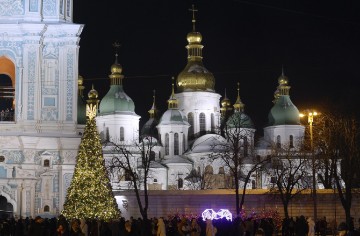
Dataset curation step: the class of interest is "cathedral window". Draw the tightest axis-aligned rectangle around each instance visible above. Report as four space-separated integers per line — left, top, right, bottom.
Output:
124 171 131 181
183 135 186 152
44 205 50 212
243 137 248 157
174 133 179 155
188 113 194 138
200 113 206 134
105 127 110 141
66 0 71 17
211 113 215 132
178 178 183 189
276 135 281 148
165 133 169 155
150 151 155 161
60 0 64 14
120 127 124 141
44 159 50 167
289 135 294 148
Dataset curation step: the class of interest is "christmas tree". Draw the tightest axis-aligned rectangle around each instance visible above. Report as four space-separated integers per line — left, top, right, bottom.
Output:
62 86 120 221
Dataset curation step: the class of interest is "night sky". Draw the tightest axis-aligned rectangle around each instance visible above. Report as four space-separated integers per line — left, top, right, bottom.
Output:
73 0 360 135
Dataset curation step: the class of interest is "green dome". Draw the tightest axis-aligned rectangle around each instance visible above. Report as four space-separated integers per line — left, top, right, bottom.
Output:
226 112 254 128
268 95 300 126
77 94 86 124
99 85 135 114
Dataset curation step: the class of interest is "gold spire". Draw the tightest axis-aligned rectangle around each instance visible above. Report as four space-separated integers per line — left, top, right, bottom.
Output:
109 42 124 85
148 90 158 118
86 84 99 119
78 75 85 98
176 5 215 92
277 67 290 96
233 82 245 112
167 77 178 109
220 88 232 116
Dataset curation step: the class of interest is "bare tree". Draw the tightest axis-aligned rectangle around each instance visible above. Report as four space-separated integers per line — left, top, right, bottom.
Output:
324 114 360 228
266 147 311 219
104 135 158 221
209 110 267 217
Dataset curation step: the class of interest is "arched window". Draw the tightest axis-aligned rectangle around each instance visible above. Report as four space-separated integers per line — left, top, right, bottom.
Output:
211 113 215 132
150 151 155 161
243 137 248 157
183 134 186 152
105 127 110 141
165 133 169 155
276 135 281 148
188 113 194 138
44 159 50 167
124 170 131 181
174 133 179 155
120 127 124 141
252 180 256 189
44 205 50 212
199 113 206 133
60 0 64 14
204 165 214 175
66 0 71 17
178 178 183 189
289 135 294 148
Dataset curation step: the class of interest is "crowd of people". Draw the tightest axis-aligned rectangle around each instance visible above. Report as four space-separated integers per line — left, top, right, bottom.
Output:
0 108 14 121
0 214 359 236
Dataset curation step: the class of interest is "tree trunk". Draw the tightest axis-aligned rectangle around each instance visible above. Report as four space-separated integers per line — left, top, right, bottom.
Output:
235 177 241 217
283 201 289 219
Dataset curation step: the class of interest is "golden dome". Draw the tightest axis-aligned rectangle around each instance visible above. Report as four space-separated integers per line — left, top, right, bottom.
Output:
187 31 202 44
111 62 122 74
177 61 215 92
88 86 98 99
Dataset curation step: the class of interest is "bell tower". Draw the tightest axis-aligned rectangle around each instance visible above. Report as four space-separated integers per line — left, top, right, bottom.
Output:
0 0 83 218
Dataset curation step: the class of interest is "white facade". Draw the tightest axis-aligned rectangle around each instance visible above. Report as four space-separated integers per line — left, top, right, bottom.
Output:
0 0 83 218
176 91 221 135
96 114 140 144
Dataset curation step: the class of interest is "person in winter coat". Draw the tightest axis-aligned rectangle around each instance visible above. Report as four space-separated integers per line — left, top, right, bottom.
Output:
205 219 217 236
157 218 167 236
190 218 201 236
307 217 316 236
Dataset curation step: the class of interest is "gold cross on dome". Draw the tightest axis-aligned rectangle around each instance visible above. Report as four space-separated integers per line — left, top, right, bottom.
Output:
188 4 198 31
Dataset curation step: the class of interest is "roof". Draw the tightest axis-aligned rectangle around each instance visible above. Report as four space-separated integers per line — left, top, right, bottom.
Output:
158 109 189 125
188 134 228 154
268 95 300 126
99 85 135 114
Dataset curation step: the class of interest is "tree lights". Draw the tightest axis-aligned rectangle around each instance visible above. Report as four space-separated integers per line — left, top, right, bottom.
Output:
62 87 120 221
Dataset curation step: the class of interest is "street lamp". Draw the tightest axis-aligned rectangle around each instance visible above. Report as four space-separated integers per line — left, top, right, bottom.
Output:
300 111 318 222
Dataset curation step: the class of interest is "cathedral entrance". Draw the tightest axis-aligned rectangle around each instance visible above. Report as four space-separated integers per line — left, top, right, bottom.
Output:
0 196 13 219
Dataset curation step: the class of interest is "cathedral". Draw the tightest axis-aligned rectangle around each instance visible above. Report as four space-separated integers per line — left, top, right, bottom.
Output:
0 0 307 219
